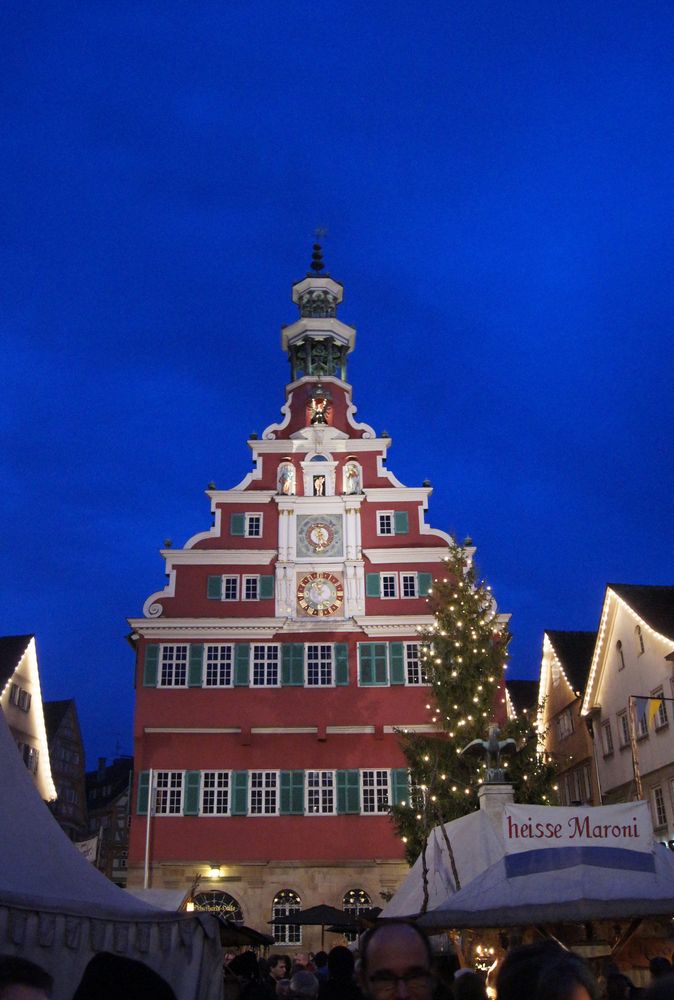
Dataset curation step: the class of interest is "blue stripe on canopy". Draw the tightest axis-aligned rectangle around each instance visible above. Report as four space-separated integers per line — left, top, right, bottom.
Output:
505 846 656 878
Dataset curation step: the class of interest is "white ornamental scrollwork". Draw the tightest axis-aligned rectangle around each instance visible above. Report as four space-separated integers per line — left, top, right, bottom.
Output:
146 603 164 618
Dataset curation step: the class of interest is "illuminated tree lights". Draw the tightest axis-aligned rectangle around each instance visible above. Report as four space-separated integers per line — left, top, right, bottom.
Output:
391 542 558 865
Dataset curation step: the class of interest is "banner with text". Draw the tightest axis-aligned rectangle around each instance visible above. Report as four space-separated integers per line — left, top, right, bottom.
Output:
503 802 655 877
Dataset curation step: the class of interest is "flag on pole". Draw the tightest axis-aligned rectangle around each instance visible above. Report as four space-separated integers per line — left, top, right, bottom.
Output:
634 696 664 729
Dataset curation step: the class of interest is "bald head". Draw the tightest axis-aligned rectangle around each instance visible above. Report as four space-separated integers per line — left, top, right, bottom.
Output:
359 923 433 1000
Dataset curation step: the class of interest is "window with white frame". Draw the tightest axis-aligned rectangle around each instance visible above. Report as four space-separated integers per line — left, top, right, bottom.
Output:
205 645 233 687
377 512 394 536
223 576 239 600
306 645 333 686
245 513 262 537
381 573 397 599
201 771 230 815
343 889 371 943
159 645 188 687
155 771 183 815
654 690 668 729
250 771 278 815
601 721 614 756
252 645 280 686
306 770 335 814
272 890 302 945
9 684 31 712
405 643 428 685
19 743 39 774
401 573 418 598
557 708 574 740
243 575 259 600
618 711 630 747
652 785 667 828
361 769 390 814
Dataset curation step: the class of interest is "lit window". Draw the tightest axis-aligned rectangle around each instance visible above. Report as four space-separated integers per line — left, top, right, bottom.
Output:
306 645 333 686
159 645 188 687
377 512 394 536
245 514 262 538
401 573 417 598
201 771 230 815
243 576 259 600
252 645 280 686
155 772 183 815
205 645 233 687
272 890 301 945
306 770 335 814
223 576 239 601
381 574 397 599
250 771 278 815
361 769 390 814
343 889 371 942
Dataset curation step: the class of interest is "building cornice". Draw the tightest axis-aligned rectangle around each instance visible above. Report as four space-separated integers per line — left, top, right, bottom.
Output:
128 614 435 639
161 550 277 566
363 547 449 564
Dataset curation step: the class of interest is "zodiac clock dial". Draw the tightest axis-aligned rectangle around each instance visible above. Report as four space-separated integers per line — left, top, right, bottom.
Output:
296 514 343 558
296 572 344 617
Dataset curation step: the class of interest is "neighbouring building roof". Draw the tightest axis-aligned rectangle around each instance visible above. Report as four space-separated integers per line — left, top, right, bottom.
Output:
0 634 34 690
609 584 674 640
43 699 75 739
505 679 539 717
546 631 597 695
87 757 133 810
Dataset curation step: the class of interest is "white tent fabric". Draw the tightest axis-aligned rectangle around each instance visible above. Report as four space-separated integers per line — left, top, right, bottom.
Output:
0 709 223 1000
417 845 674 928
381 808 506 917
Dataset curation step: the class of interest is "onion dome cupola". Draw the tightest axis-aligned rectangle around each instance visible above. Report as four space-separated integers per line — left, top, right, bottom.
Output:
281 243 356 383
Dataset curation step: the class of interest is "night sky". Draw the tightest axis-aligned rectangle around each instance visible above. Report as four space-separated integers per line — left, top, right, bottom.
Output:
3 3 673 766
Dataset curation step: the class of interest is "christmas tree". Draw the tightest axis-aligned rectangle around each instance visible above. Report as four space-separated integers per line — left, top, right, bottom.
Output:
391 541 558 872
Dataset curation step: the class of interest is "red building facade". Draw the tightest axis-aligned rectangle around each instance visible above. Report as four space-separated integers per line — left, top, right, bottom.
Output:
127 251 456 945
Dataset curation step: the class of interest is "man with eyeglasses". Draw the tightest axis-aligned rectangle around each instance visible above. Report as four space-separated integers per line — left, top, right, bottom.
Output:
358 922 434 1000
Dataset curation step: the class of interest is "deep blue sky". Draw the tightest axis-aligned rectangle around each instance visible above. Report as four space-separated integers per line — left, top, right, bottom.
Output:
3 2 673 766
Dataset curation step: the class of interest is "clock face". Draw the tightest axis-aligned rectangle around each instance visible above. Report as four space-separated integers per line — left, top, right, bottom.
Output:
297 572 344 617
296 514 343 558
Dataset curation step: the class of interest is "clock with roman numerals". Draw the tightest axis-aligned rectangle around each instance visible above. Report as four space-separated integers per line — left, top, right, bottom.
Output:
296 571 344 617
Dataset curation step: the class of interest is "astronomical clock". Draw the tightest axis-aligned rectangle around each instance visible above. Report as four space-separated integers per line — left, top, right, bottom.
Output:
296 571 344 618
296 514 343 558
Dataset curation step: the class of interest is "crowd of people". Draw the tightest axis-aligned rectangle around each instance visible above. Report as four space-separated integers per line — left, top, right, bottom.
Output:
2 924 674 1000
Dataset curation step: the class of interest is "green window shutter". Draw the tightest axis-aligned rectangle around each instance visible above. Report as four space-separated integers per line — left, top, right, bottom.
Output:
207 575 222 599
417 572 433 596
280 770 304 814
188 645 204 687
359 644 374 685
143 646 160 687
390 643 405 685
394 511 409 534
373 643 388 684
366 574 381 598
391 768 411 806
259 575 275 600
234 644 250 686
282 644 304 686
137 771 150 815
183 771 201 815
230 513 245 536
231 771 248 815
334 644 349 685
336 770 360 814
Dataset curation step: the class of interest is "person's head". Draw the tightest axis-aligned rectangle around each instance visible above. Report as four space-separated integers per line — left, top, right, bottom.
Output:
605 973 633 1000
229 952 259 981
294 954 308 969
453 969 487 1000
327 946 355 981
270 956 292 980
359 922 434 1000
645 972 674 1000
0 957 53 1000
313 952 328 971
650 958 672 981
276 979 291 999
71 952 176 1000
289 971 319 999
496 942 599 1000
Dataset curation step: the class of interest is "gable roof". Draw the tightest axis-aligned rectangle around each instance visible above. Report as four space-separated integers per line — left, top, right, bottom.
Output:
609 584 674 640
43 699 76 741
0 634 34 690
546 631 597 695
505 679 539 716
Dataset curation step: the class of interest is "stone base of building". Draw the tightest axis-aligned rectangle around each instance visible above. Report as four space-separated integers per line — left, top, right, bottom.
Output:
126 857 410 954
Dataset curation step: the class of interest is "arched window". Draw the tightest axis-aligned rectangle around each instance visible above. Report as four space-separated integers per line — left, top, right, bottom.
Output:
343 888 371 942
616 640 626 671
192 890 243 923
272 889 302 945
635 625 645 656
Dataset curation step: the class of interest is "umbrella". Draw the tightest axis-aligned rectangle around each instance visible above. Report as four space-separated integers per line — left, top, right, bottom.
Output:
219 918 275 947
269 904 357 948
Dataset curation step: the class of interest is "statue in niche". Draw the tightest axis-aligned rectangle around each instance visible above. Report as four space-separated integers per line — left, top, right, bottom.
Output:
278 463 295 495
343 462 361 495
313 475 326 496
309 385 330 425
